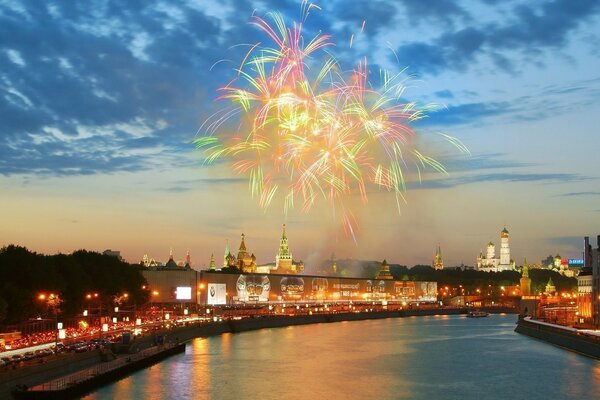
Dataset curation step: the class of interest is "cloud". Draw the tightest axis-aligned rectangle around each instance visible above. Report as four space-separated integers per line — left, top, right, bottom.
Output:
397 0 469 28
545 236 585 250
559 191 600 197
394 0 600 75
157 177 246 193
411 171 590 190
418 102 512 126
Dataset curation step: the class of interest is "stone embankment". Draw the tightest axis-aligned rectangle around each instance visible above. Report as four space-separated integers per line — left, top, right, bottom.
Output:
515 316 600 359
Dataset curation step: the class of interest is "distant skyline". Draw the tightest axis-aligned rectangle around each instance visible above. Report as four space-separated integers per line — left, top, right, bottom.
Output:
1 0 599 268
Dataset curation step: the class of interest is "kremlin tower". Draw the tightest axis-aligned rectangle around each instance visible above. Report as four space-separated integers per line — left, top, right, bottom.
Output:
275 224 293 272
433 245 443 270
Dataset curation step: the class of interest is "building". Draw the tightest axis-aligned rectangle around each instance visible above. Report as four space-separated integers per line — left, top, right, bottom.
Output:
141 268 438 307
520 261 531 296
222 234 257 273
577 265 592 326
547 254 575 277
590 236 600 328
476 227 513 272
102 249 123 261
544 277 556 296
432 245 443 270
376 260 393 280
142 249 193 270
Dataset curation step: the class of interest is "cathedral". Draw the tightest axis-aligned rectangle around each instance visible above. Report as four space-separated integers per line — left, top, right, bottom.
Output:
220 226 304 274
476 227 514 272
223 234 257 273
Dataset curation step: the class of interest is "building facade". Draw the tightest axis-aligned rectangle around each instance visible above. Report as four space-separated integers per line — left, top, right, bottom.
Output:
577 266 593 326
590 236 600 328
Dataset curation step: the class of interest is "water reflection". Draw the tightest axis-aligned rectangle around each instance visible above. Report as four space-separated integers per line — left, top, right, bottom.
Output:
83 315 600 400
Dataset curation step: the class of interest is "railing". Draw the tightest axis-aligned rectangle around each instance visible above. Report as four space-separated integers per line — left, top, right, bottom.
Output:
30 343 177 392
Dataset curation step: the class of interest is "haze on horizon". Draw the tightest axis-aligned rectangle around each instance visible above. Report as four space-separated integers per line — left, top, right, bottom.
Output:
1 0 599 268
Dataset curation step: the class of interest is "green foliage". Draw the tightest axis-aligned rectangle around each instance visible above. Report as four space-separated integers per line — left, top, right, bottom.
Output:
0 245 149 324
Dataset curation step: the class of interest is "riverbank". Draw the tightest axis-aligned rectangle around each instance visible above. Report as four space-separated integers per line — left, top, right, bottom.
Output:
12 343 185 400
2 306 516 399
515 316 600 359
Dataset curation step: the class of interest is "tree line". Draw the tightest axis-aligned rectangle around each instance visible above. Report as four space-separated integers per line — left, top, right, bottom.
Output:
0 245 149 325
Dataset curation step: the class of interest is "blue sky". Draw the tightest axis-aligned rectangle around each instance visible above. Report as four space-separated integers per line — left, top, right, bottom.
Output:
1 0 599 268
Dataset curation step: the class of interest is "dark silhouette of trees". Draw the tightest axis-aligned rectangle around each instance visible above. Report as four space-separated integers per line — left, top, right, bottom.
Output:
0 245 149 325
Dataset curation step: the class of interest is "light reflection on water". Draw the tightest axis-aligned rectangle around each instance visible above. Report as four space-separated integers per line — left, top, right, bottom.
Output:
83 315 600 400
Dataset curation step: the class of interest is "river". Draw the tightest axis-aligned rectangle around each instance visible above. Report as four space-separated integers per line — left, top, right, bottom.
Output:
83 314 600 400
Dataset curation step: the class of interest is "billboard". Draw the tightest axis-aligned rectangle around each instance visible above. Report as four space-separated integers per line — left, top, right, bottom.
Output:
176 286 192 300
202 272 437 304
207 283 227 305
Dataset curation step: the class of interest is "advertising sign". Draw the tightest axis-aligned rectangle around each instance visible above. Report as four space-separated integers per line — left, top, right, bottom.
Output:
176 286 192 300
207 283 227 305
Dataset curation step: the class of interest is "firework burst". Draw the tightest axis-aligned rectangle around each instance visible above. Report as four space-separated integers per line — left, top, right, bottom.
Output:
195 3 468 240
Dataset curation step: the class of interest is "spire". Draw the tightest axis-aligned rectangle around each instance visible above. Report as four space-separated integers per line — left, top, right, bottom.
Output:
239 233 247 252
209 253 216 271
282 224 287 239
169 247 174 260
223 240 229 267
184 250 191 269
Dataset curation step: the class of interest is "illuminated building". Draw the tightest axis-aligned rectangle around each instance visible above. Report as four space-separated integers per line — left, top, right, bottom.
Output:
209 253 217 271
544 277 556 296
221 234 257 272
376 259 393 280
237 233 257 273
275 224 293 272
520 261 531 296
547 254 575 277
142 249 192 270
141 254 163 268
577 265 592 325
274 224 304 274
432 245 443 270
476 227 513 272
589 236 600 327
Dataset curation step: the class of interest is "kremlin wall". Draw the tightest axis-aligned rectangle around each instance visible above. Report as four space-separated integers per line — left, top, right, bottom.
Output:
141 224 437 306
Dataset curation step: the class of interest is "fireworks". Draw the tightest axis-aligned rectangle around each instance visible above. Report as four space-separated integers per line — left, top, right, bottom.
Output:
195 3 468 240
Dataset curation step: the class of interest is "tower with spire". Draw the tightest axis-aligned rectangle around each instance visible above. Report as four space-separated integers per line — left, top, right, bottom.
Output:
520 258 531 296
165 247 177 268
236 233 256 273
376 259 394 280
184 251 191 269
209 253 217 271
223 240 230 268
275 224 293 272
433 245 444 270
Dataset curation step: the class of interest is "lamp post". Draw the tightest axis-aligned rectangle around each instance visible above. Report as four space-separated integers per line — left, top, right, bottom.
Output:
38 293 61 350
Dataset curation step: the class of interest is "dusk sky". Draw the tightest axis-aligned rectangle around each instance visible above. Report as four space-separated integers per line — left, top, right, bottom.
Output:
1 0 599 269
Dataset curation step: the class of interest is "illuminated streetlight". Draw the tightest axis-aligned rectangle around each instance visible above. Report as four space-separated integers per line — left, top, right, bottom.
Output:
37 292 61 349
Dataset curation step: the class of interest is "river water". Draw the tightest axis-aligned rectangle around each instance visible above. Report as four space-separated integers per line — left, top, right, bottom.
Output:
83 314 600 400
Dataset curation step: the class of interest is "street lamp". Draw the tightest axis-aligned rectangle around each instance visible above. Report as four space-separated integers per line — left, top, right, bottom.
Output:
38 293 61 350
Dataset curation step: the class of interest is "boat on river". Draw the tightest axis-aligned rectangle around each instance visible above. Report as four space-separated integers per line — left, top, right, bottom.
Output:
466 310 489 318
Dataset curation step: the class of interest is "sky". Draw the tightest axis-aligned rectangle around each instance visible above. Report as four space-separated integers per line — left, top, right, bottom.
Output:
1 0 599 269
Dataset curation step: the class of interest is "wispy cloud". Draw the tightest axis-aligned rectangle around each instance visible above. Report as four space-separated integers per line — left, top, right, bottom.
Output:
559 191 600 197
